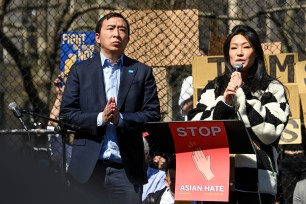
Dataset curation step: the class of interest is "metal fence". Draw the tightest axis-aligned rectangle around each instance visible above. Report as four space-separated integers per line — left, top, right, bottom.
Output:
1 0 306 203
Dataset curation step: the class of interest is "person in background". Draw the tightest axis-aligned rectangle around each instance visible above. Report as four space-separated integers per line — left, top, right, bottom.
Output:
142 135 166 201
143 157 193 204
152 152 168 171
143 157 176 204
178 76 193 120
293 178 306 204
178 48 207 121
188 25 290 203
278 143 306 204
60 12 161 204
47 74 72 173
48 74 66 126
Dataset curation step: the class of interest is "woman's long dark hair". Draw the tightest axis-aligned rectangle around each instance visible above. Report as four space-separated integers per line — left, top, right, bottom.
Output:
214 25 275 96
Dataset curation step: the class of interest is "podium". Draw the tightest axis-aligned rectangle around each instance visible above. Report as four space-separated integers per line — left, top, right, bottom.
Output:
144 120 255 202
144 120 255 155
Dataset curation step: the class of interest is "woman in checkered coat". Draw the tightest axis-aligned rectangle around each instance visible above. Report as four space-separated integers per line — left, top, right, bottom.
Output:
188 25 290 204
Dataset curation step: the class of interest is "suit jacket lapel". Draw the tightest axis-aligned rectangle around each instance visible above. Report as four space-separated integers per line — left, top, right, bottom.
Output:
92 54 107 107
117 57 137 110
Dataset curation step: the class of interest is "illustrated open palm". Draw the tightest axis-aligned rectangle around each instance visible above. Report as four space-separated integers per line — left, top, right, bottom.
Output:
192 147 215 181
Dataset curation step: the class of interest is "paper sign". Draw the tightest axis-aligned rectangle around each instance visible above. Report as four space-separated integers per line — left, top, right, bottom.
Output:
280 119 301 144
284 83 300 119
265 53 297 83
168 121 230 202
294 61 306 93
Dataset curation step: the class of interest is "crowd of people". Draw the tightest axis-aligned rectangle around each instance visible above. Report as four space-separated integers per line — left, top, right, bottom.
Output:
29 12 305 204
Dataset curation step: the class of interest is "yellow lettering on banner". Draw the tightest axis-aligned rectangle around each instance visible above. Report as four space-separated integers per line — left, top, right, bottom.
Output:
294 61 306 93
82 45 95 52
73 45 80 50
77 45 95 61
284 83 300 119
61 33 87 45
280 119 301 144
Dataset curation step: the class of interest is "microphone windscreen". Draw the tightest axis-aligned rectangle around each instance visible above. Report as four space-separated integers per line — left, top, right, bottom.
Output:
8 102 17 110
233 62 243 72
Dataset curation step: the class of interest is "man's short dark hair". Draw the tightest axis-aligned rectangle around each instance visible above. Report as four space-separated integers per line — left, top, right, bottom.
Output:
95 12 130 36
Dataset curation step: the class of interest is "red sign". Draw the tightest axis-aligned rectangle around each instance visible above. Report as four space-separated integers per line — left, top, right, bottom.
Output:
168 121 230 202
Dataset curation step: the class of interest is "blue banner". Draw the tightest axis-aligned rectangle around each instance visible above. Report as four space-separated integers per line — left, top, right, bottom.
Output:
60 32 96 76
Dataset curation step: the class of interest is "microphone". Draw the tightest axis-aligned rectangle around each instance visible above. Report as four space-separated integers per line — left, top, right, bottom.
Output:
8 102 28 130
230 62 243 118
233 62 243 72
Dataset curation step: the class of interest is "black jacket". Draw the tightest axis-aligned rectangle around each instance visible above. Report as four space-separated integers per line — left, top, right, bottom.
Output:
143 187 167 204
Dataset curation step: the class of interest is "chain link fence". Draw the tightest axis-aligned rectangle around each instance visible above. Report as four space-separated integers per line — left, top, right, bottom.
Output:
1 0 306 203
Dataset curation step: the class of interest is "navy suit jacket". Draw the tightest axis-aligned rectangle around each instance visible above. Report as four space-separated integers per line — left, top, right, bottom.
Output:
60 54 161 185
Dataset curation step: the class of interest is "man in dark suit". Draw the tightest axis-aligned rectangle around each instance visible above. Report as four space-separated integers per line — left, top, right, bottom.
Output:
60 12 161 204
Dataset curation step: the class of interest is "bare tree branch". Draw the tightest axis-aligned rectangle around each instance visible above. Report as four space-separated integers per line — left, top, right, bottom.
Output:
199 4 306 21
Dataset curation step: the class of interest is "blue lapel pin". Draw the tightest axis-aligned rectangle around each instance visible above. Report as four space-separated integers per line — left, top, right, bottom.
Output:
128 70 134 73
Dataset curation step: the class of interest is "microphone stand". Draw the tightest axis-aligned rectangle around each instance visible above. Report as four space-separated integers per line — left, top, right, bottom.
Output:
21 109 80 177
